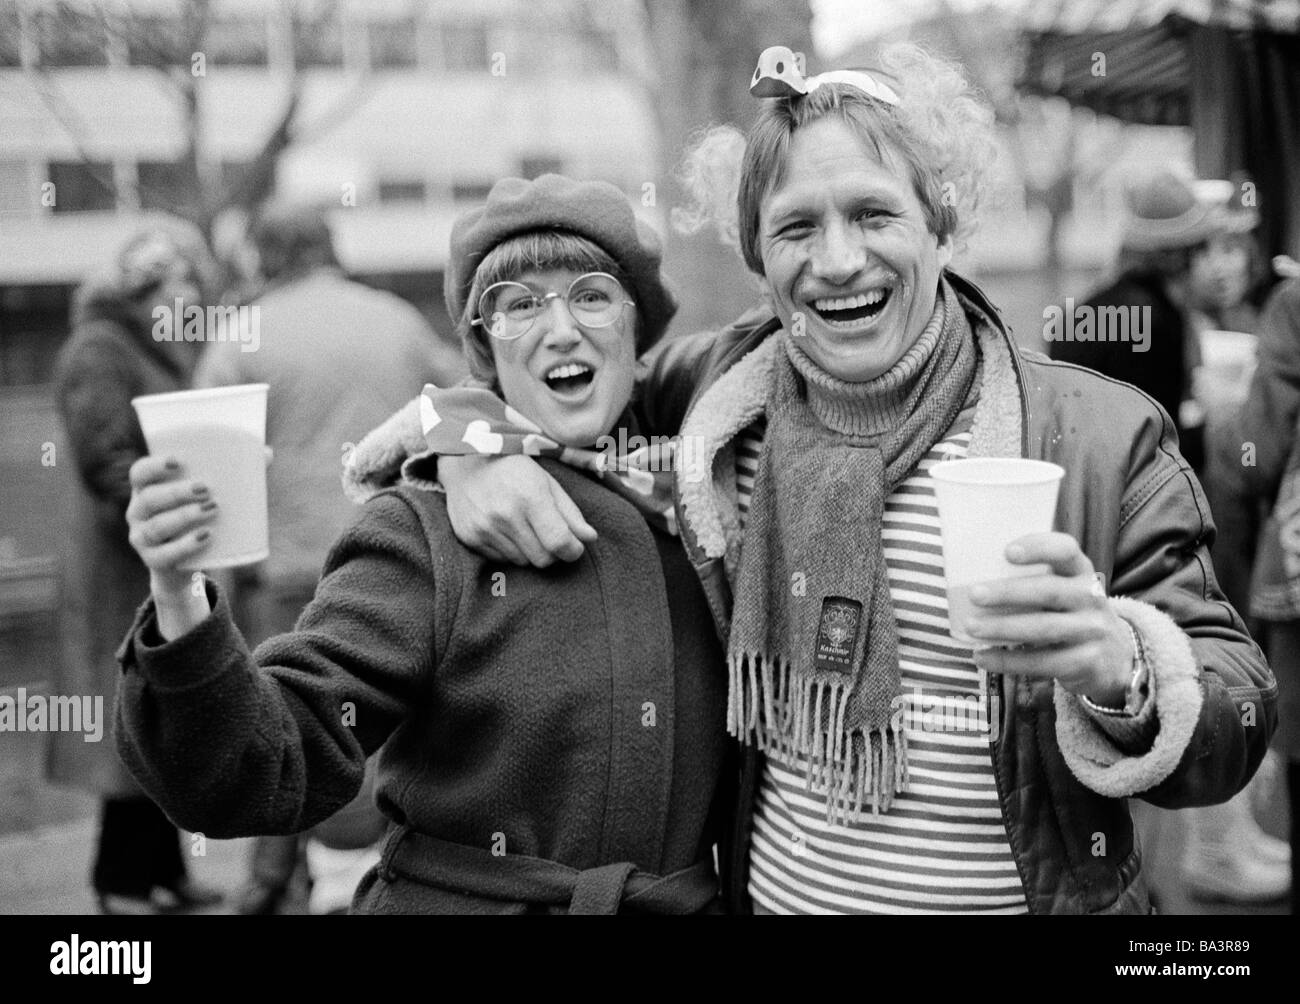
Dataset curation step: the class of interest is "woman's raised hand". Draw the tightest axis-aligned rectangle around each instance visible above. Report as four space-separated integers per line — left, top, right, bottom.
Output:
126 455 218 597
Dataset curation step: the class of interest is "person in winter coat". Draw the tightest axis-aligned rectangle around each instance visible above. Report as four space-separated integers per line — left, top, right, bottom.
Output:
113 175 731 914
1165 193 1289 905
1206 276 1300 911
428 44 1276 914
49 218 224 913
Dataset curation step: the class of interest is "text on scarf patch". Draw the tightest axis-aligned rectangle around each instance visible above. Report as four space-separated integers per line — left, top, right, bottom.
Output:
814 597 862 674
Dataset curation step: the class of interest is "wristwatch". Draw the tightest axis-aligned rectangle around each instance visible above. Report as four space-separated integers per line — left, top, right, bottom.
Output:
1082 619 1150 717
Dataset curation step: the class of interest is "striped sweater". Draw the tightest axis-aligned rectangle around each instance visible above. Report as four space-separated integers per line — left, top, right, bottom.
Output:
736 405 1030 914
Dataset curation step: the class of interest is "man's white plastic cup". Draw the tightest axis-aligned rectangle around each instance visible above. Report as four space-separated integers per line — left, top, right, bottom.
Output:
930 458 1066 646
131 384 270 571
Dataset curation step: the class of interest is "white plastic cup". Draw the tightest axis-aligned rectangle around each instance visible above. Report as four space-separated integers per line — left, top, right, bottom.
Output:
930 458 1065 645
1200 329 1257 383
1195 329 1258 415
131 384 269 571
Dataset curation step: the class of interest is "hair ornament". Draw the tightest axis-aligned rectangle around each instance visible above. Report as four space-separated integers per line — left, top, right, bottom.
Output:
749 45 899 106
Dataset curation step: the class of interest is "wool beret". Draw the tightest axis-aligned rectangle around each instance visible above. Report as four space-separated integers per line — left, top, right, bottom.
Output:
444 174 677 350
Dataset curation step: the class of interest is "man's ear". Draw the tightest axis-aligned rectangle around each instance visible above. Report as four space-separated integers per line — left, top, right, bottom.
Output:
936 233 955 271
757 274 776 311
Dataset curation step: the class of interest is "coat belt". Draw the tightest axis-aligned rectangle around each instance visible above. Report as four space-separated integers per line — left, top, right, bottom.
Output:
379 824 718 915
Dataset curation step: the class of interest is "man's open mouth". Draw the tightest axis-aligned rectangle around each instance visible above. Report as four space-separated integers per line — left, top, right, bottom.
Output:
543 361 596 396
810 287 892 328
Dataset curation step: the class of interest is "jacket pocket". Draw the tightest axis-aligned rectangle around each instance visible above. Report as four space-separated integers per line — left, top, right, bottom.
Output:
1088 848 1151 915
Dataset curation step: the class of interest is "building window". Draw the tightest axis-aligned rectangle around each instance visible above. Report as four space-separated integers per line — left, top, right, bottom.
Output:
293 5 344 69
367 16 418 69
441 22 488 72
33 2 109 67
219 160 256 198
377 179 427 204
47 161 116 213
452 181 494 203
0 160 31 215
519 156 563 181
137 161 194 213
0 2 22 67
123 13 188 67
208 15 270 67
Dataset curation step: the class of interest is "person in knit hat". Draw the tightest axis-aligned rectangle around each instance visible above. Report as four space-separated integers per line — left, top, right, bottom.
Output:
110 175 733 914
429 43 1275 915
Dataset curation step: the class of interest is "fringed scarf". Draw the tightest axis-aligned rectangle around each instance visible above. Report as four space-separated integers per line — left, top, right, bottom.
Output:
726 279 979 823
416 384 678 535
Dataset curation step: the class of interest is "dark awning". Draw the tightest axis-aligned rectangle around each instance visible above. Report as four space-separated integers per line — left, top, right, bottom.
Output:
1017 0 1300 257
1021 22 1192 125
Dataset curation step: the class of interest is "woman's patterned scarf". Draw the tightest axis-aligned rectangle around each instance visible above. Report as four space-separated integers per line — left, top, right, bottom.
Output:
416 384 678 535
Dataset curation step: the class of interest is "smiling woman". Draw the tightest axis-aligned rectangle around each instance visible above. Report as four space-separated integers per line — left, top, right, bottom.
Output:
113 174 733 914
459 233 638 447
485 267 637 448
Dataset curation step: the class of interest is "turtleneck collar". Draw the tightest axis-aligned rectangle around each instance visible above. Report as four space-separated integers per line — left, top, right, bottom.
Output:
782 282 948 437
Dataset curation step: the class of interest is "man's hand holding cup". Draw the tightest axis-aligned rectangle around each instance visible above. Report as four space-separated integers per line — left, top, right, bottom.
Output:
961 532 1136 708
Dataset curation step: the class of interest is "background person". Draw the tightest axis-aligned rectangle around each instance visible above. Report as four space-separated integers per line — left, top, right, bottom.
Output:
1175 191 1289 905
1186 181 1268 336
192 202 464 914
1207 275 1300 912
1050 170 1232 473
48 220 224 914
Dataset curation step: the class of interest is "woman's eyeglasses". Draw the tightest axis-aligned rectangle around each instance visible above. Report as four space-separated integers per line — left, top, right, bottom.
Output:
472 272 634 340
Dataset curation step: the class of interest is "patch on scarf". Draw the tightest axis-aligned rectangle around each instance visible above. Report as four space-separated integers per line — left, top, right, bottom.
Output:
814 598 862 674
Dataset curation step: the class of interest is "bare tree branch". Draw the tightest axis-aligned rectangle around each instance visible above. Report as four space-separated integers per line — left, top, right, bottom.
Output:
23 69 130 205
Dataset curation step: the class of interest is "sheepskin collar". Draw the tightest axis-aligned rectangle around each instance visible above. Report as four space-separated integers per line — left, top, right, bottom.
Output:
341 396 441 504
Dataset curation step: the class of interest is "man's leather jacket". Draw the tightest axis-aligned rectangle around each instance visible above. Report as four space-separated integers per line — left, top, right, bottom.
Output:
641 270 1276 914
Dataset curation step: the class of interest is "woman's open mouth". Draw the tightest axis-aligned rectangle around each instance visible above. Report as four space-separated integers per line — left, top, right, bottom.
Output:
810 287 892 330
543 361 596 399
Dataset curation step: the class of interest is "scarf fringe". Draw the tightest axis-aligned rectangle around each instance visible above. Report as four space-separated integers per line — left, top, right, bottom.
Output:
727 652 910 823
